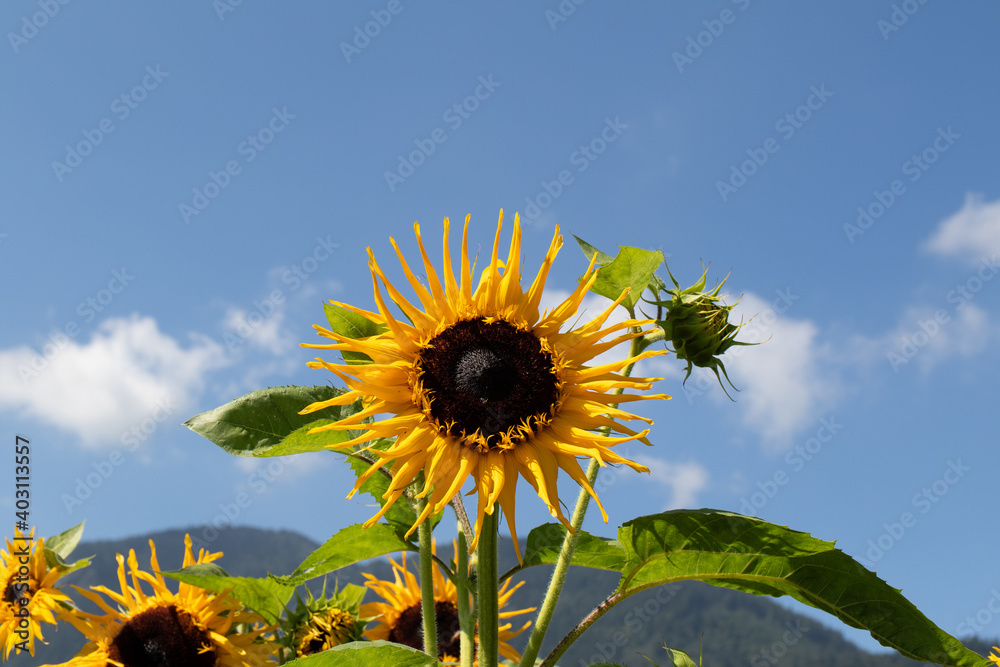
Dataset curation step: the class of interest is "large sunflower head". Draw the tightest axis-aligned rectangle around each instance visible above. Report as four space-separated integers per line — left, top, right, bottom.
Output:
360 546 533 664
44 534 274 667
301 211 669 553
0 527 72 660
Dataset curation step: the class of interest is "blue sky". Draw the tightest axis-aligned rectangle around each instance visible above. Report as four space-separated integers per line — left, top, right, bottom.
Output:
2 0 999 653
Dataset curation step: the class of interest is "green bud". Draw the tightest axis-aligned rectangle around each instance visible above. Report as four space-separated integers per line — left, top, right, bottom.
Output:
654 266 754 399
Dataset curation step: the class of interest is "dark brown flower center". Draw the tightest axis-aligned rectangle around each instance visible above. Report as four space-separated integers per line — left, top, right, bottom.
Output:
108 605 216 667
3 578 35 604
387 600 461 659
418 318 559 448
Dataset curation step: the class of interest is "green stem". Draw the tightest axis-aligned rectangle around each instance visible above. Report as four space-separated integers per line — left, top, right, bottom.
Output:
456 523 475 667
517 332 643 667
417 497 439 660
477 511 500 667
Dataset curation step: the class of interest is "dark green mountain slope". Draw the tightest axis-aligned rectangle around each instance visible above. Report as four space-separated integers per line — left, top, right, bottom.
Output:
19 528 996 667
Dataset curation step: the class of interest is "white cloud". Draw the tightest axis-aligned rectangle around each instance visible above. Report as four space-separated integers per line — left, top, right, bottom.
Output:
884 303 995 374
714 292 839 450
0 315 226 448
223 305 294 355
923 193 1000 263
633 454 709 510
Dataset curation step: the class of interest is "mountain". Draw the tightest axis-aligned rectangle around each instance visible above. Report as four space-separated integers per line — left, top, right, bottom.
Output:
18 527 997 666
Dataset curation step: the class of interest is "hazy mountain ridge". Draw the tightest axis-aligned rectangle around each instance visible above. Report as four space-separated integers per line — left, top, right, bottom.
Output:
20 526 997 666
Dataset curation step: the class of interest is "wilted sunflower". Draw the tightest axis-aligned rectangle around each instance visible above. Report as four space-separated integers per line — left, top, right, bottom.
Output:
361 548 533 664
44 534 273 667
0 528 71 660
301 211 669 551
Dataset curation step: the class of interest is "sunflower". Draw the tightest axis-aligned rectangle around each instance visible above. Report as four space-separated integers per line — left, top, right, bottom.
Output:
44 534 273 667
301 211 669 551
0 527 71 660
990 646 1000 666
361 548 533 664
293 607 357 657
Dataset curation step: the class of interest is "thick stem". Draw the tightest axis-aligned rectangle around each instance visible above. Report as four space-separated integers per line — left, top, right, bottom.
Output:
456 525 475 667
517 332 644 667
417 498 439 660
477 511 500 667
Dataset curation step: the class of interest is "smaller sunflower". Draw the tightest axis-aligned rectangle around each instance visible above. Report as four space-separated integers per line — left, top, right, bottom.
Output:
44 534 274 667
989 646 999 666
0 527 71 660
281 580 365 659
361 546 534 664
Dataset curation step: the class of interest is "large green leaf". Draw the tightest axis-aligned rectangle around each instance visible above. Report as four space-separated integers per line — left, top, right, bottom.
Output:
161 562 295 624
516 523 625 572
283 640 436 666
184 385 362 457
573 239 664 314
323 303 388 365
616 510 989 667
280 523 415 586
42 522 91 575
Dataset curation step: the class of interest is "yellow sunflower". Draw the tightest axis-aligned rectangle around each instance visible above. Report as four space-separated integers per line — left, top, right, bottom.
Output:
43 534 273 667
361 548 533 664
301 210 669 551
293 607 358 657
989 646 999 666
0 527 71 660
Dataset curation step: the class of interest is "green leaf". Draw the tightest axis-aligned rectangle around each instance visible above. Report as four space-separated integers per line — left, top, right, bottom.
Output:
518 523 626 572
280 523 415 586
573 235 615 267
283 640 436 666
616 510 990 667
579 244 665 314
42 522 91 575
184 385 362 457
323 303 388 365
161 562 295 624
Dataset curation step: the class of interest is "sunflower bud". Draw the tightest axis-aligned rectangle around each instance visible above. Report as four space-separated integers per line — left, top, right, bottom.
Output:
656 266 751 398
